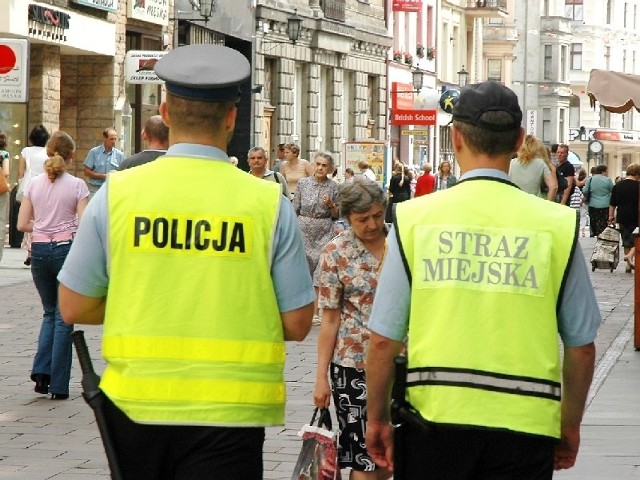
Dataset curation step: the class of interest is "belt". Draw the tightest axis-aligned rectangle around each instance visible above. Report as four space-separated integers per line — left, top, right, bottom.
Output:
32 233 75 244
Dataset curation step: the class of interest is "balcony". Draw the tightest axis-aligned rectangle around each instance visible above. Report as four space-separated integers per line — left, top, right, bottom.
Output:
465 0 508 18
483 24 518 43
323 0 345 22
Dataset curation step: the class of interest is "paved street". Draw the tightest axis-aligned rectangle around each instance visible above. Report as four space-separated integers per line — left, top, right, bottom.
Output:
1 236 639 479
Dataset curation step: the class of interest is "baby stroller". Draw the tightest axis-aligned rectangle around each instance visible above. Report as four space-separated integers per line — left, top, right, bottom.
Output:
590 225 620 272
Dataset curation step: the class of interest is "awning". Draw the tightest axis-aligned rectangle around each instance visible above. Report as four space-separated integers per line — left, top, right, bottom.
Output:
587 69 640 113
568 151 583 166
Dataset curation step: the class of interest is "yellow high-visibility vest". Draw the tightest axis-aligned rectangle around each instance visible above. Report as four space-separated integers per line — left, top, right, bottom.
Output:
395 177 577 439
101 156 286 426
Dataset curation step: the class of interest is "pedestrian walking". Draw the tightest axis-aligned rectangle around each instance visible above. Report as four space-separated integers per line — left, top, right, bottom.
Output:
314 179 391 480
17 124 51 265
58 44 314 480
83 127 123 197
17 131 89 399
117 115 168 170
583 164 614 237
365 81 600 479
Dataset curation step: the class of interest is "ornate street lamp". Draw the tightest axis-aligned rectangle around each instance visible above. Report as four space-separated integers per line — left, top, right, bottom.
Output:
457 66 468 87
195 0 215 22
286 10 303 44
412 68 424 92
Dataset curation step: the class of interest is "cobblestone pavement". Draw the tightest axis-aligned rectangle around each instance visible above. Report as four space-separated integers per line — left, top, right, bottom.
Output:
1 236 639 479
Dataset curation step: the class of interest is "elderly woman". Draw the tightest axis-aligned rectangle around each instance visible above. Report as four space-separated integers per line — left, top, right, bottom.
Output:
314 179 391 480
293 152 340 322
280 143 314 197
584 164 614 238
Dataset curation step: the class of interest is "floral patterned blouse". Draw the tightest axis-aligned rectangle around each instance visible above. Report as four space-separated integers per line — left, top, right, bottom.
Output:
317 227 387 369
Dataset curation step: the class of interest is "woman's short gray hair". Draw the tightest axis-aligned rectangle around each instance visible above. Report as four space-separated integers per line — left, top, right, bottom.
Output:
339 178 388 218
315 151 335 171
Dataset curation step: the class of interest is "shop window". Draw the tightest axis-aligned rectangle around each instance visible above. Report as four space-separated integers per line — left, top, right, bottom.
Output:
0 104 27 184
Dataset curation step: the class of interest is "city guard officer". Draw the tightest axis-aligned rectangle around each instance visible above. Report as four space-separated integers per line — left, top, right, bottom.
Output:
58 44 314 480
364 81 600 479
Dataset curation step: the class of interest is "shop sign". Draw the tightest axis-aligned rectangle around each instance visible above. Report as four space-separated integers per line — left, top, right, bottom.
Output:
391 109 437 126
391 82 414 110
526 109 536 137
125 50 167 84
71 0 117 12
392 0 422 12
0 39 29 103
28 4 71 43
593 129 640 142
128 0 169 26
401 129 429 136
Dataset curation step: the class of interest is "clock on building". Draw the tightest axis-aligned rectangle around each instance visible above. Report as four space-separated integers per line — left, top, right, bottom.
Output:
588 140 603 154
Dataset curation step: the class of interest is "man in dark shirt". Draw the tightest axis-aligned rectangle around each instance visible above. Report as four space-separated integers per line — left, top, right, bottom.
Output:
609 163 640 271
118 115 169 170
556 144 575 205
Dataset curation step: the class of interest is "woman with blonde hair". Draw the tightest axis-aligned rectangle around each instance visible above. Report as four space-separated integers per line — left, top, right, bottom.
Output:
18 131 90 400
509 134 557 201
434 160 457 191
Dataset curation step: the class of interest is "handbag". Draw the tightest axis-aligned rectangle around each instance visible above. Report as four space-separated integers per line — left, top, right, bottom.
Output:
16 173 30 203
583 177 591 203
0 178 9 194
291 408 342 480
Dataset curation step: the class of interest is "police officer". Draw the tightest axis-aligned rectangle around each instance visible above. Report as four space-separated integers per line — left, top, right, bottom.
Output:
58 45 314 479
364 81 600 479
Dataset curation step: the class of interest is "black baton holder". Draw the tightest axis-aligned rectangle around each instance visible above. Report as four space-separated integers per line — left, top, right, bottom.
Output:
72 331 124 480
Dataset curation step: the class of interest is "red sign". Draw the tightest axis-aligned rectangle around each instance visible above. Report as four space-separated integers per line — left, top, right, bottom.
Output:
391 109 437 126
392 0 422 12
391 82 415 110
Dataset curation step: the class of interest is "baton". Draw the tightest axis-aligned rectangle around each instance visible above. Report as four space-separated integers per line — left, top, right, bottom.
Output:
71 330 124 480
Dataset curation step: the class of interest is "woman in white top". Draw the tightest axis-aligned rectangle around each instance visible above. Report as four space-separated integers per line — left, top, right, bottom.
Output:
18 125 50 265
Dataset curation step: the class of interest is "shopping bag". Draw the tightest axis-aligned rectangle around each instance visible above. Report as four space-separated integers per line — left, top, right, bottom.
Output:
291 408 342 480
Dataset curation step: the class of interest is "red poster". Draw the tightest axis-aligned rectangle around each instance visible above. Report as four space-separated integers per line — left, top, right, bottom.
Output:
392 0 422 12
391 82 415 110
391 109 437 126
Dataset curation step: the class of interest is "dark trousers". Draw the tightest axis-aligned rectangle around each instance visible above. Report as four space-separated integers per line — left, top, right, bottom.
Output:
589 206 609 238
101 395 265 480
394 422 555 480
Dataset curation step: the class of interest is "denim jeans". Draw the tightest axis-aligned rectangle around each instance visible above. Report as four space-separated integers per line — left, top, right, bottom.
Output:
30 241 74 395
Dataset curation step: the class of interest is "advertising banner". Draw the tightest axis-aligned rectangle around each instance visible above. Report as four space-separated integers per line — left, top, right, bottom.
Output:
344 142 386 183
392 0 422 12
125 50 167 84
0 39 29 103
128 0 169 26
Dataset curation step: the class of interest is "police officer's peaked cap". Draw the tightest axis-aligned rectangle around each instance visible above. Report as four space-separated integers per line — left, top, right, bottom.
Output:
452 81 522 132
154 45 250 102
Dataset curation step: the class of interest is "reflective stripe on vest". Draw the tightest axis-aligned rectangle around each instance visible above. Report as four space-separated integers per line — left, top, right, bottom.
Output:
103 157 285 426
406 367 561 400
